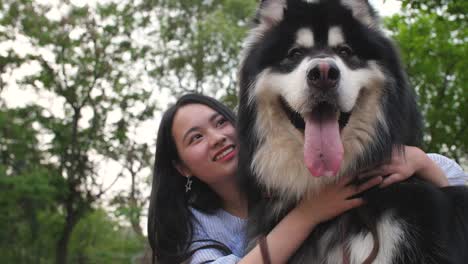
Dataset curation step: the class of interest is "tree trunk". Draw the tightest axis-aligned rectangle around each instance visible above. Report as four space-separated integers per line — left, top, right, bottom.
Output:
55 219 74 264
55 194 80 264
130 169 143 238
55 108 81 264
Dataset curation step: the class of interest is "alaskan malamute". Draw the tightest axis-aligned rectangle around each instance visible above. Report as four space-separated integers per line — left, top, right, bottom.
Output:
237 0 468 263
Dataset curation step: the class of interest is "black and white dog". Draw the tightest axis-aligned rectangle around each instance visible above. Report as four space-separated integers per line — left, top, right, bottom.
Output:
237 0 468 263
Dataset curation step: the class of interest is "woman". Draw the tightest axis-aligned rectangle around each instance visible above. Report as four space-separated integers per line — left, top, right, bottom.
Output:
148 93 466 264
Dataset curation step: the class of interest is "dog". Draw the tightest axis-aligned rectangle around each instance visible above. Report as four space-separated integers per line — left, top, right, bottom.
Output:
237 0 468 263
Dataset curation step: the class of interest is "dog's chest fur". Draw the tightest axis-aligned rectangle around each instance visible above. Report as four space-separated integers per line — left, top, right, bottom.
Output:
249 195 411 264
302 214 405 264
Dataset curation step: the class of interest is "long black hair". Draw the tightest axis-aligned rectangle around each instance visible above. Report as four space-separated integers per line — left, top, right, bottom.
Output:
148 93 237 264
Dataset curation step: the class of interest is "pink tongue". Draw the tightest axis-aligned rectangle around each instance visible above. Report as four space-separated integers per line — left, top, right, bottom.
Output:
304 109 344 177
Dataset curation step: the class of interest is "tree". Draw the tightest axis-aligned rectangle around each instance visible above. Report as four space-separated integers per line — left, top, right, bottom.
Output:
385 0 467 163
110 141 152 239
68 210 143 264
0 105 62 263
142 0 255 108
1 1 156 263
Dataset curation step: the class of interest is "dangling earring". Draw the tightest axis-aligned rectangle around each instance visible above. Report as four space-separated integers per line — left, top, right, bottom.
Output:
185 176 193 193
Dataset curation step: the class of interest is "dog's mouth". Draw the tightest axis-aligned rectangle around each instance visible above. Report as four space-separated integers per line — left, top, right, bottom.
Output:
279 96 352 177
279 97 306 131
279 97 351 133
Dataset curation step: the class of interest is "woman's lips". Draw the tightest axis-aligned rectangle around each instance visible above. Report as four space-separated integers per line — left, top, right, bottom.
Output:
213 145 236 161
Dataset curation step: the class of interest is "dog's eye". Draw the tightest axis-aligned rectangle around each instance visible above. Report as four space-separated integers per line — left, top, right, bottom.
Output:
287 47 303 60
336 45 353 58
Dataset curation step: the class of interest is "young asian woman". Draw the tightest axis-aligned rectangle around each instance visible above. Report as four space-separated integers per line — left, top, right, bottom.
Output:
147 93 467 264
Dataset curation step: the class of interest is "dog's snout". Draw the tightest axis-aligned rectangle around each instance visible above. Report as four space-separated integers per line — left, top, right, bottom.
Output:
307 61 340 90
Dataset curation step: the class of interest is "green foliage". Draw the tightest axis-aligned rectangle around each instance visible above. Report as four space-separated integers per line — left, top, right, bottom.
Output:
145 0 255 102
385 0 467 162
68 210 144 264
400 0 468 21
0 106 42 167
0 106 63 263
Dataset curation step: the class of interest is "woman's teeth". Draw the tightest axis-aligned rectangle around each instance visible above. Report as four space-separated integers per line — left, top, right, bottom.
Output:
214 146 235 161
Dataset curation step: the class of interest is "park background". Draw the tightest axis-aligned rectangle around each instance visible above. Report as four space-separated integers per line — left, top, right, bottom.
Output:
0 0 466 263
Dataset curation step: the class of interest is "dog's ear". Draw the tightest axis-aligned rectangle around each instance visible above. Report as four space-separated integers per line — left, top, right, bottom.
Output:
255 0 287 28
340 0 380 28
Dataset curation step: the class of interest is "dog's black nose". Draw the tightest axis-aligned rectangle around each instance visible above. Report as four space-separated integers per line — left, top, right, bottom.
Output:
307 62 340 90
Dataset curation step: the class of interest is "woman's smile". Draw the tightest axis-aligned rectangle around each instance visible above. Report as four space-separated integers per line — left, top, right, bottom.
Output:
213 145 237 162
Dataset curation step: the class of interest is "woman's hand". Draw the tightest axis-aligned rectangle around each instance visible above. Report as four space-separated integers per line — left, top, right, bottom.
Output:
358 146 449 188
297 176 383 225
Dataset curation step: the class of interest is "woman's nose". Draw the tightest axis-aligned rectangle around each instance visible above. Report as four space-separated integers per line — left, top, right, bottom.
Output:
209 131 226 147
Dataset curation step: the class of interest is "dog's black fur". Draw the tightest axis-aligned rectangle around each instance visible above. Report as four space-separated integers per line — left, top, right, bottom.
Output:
237 0 468 263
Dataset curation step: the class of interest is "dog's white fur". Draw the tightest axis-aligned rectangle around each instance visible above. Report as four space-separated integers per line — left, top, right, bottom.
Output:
328 26 345 47
341 0 376 27
348 213 406 264
288 212 407 263
259 0 286 28
296 28 315 48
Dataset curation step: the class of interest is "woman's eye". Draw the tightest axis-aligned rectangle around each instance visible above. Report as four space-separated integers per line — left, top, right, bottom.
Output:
189 134 202 144
336 45 353 58
216 118 227 127
287 48 303 60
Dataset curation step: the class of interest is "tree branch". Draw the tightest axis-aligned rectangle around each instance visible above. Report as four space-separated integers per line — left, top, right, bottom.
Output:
95 172 123 200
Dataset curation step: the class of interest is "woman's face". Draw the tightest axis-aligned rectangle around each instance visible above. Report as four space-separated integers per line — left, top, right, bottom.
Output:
172 103 238 185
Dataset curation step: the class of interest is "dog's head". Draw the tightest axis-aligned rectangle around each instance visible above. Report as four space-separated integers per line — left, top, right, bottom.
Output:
238 0 422 200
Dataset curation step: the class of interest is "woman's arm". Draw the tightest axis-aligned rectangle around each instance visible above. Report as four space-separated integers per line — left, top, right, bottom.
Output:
427 153 467 186
188 176 382 264
238 176 383 264
359 146 454 188
386 146 449 187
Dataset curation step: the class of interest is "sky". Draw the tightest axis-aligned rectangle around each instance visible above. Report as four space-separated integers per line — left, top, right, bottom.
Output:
370 0 402 17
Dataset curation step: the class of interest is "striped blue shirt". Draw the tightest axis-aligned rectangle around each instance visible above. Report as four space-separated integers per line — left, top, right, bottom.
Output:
188 154 467 264
189 208 247 263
